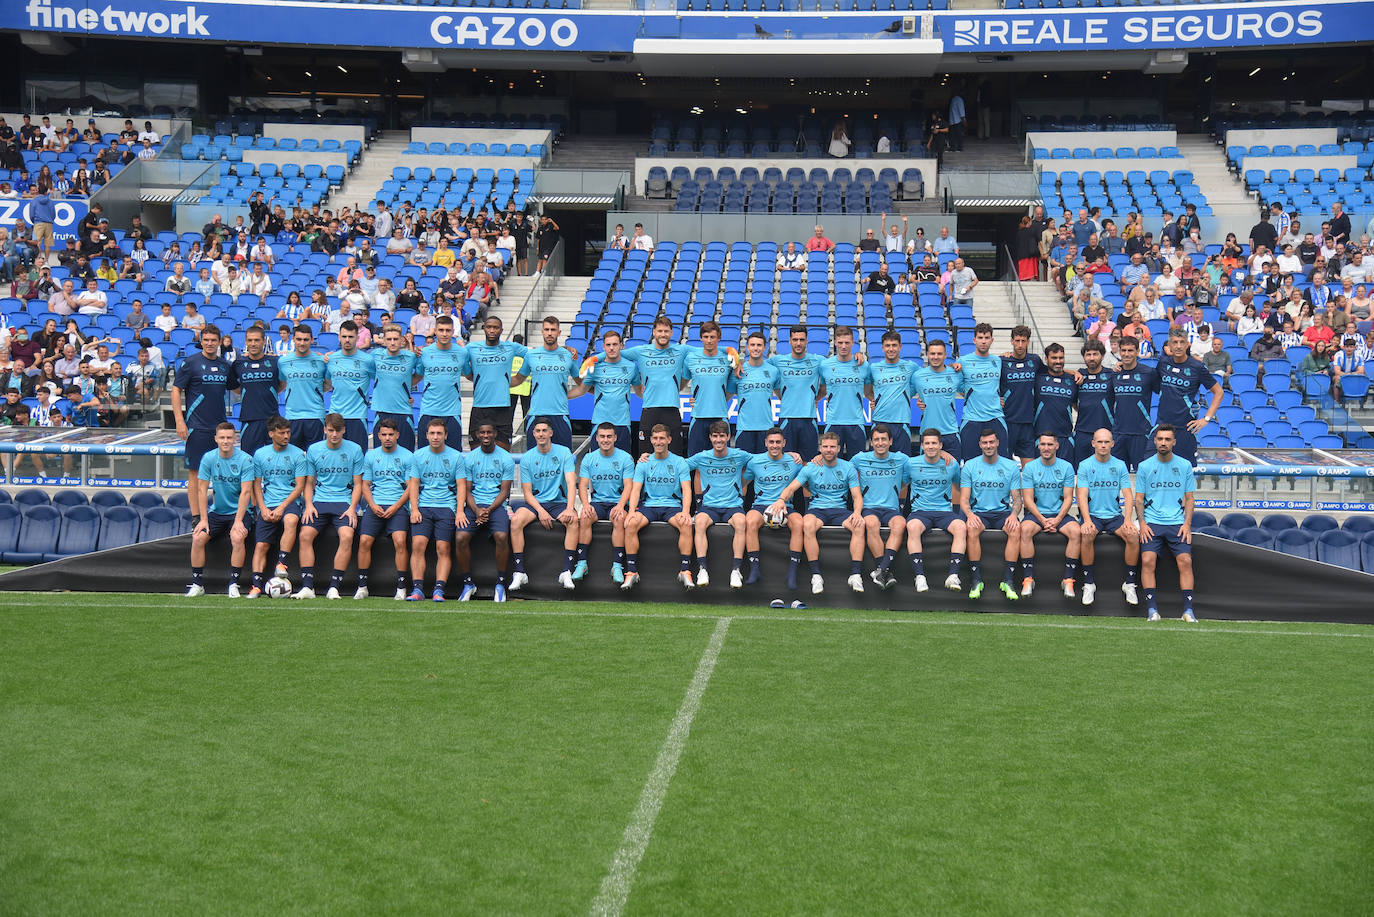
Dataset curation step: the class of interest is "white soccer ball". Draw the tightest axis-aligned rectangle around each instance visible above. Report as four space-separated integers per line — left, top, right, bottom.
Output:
767 508 786 528
265 576 293 598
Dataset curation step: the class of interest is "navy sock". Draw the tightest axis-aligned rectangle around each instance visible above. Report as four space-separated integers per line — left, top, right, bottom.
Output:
1083 564 1095 584
330 569 343 589
788 551 802 569
747 551 760 567
576 544 588 564
1021 559 1033 578
513 552 525 573
1144 587 1157 610
614 547 625 566
229 566 242 585
808 559 821 575
850 560 862 575
276 549 289 568
1182 589 1194 610
301 571 314 589
191 566 204 586
949 552 964 575
252 571 264 588
564 549 575 572
1126 566 1139 585
880 548 896 571
435 579 447 593
1064 559 1078 580
1004 561 1017 584
732 556 743 571
969 560 981 582
357 570 369 588
679 554 692 571
626 553 638 572
397 572 408 591
911 553 925 575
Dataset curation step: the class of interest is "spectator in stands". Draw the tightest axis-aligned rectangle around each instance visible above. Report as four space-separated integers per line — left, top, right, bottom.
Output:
777 242 805 273
925 111 948 167
124 299 149 336
1249 209 1278 256
33 319 61 361
126 347 161 405
1036 219 1057 282
95 258 119 285
913 252 939 285
182 301 207 338
932 226 958 256
608 224 627 251
1341 252 1369 287
1329 202 1352 248
805 225 834 254
948 258 977 306
1155 262 1179 300
828 120 851 158
219 265 248 303
247 262 272 298
47 277 77 316
866 262 897 307
75 278 107 316
882 213 908 253
1120 311 1151 345
153 303 177 340
1332 337 1364 400
1236 302 1264 337
1350 285 1371 320
1355 329 1374 364
858 227 880 254
370 278 396 315
1014 216 1038 282
537 216 561 272
1086 306 1116 347
1190 324 1215 360
1081 233 1107 272
1253 324 1287 365
1299 339 1333 381
55 343 81 385
1070 274 1106 329
1303 312 1335 348
1121 252 1149 288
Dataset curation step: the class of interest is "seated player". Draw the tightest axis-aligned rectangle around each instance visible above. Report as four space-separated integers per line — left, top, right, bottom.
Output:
510 417 579 591
958 428 1024 601
686 420 752 589
454 421 516 601
621 423 694 591
850 423 909 591
1075 428 1139 607
294 413 364 599
1017 432 1081 599
577 422 636 584
186 422 254 598
905 428 968 592
743 428 803 587
1135 423 1197 622
247 415 307 597
357 417 414 601
772 431 862 595
406 418 463 602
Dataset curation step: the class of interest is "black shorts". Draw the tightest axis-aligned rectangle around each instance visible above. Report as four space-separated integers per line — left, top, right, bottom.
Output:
184 429 216 471
359 505 408 539
779 418 818 460
974 509 1011 531
417 414 463 451
204 511 246 539
1112 433 1150 472
1006 421 1038 459
590 501 622 521
519 501 569 522
253 498 302 542
341 418 369 452
1091 514 1127 535
806 507 852 527
288 417 324 451
960 418 1010 461
696 505 744 524
469 405 513 445
375 413 416 452
638 407 685 456
239 419 270 458
735 429 769 454
825 423 867 460
635 505 681 524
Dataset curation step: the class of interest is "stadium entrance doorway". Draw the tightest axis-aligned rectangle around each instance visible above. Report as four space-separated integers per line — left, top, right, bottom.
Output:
950 208 1031 278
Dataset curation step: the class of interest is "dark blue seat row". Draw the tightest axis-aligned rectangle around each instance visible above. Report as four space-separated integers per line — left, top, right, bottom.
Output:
0 495 190 564
1194 514 1374 572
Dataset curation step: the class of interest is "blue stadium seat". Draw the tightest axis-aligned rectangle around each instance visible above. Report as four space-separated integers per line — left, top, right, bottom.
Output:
98 505 142 551
1316 529 1362 571
90 491 128 510
167 492 191 512
1361 531 1374 574
1218 512 1256 533
1341 515 1374 535
1191 511 1217 529
51 504 102 561
0 490 9 504
1300 514 1339 534
1232 527 1274 551
129 492 166 511
0 503 20 556
50 489 89 510
14 489 50 509
1258 514 1298 534
1273 527 1317 561
139 505 182 542
5 504 61 564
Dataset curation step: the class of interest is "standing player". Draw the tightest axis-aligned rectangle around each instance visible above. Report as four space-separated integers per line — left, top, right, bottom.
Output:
1135 424 1197 622
1108 337 1158 472
865 331 918 456
905 428 968 593
742 428 803 587
958 428 1024 601
171 323 231 524
417 315 468 450
681 321 737 456
1076 427 1139 607
406 418 463 602
454 422 516 601
1017 432 1080 598
186 422 254 597
509 417 579 591
1073 341 1112 469
686 420 751 589
819 326 870 460
247 415 307 597
577 422 636 583
372 322 421 451
294 413 364 599
231 325 280 458
356 417 413 601
624 317 689 457
578 329 641 455
772 431 862 595
910 339 963 460
324 320 376 451
732 331 781 454
1034 343 1079 467
850 423 909 591
278 324 328 450
515 316 579 448
1155 329 1222 467
621 424 694 590
1000 325 1045 464
465 315 528 450
769 324 825 460
958 323 1010 459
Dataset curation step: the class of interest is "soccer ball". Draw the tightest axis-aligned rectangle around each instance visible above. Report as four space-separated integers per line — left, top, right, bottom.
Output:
767 508 786 528
265 577 293 598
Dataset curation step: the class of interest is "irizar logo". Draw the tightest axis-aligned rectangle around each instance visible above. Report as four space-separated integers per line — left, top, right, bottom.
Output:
951 9 1321 48
26 0 209 35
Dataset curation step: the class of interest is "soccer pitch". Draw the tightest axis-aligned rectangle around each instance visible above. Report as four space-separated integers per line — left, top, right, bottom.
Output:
2 595 1370 914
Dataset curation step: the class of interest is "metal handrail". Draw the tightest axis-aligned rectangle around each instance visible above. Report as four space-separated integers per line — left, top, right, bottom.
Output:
1001 243 1046 352
509 239 563 336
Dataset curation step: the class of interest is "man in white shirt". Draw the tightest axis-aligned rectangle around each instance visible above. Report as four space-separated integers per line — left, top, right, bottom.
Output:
882 213 907 253
249 237 274 266
247 262 273 297
369 277 396 313
137 122 161 144
1275 244 1303 277
154 303 178 337
948 258 978 304
776 242 806 272
374 201 393 240
219 265 248 301
631 222 654 252
385 229 412 256
1341 252 1370 286
209 252 233 286
76 279 108 316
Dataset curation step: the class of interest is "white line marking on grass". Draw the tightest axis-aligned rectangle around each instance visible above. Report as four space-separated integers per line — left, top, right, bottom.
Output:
589 615 732 917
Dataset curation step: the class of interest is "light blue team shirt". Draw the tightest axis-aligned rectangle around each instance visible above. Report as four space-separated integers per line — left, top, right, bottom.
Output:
960 455 1022 514
768 352 824 420
306 439 364 504
910 365 964 434
363 445 413 506
907 455 961 512
199 448 255 515
744 453 800 508
410 445 463 509
1020 457 1076 517
820 356 870 426
624 343 688 409
254 443 309 507
798 459 859 511
633 453 691 509
959 352 1005 424
734 362 780 432
579 448 636 505
372 349 419 416
851 450 909 511
868 359 918 425
522 442 575 505
584 356 641 428
523 346 579 419
1136 454 1196 526
682 347 736 419
278 351 328 420
1077 455 1132 520
467 340 529 409
326 349 376 420
463 446 516 506
688 447 751 510
417 343 470 416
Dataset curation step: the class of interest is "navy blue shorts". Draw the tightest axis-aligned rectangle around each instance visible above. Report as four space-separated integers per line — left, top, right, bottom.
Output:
780 418 818 460
734 429 769 455
185 429 216 471
908 509 959 531
590 501 622 521
239 419 270 458
806 506 852 527
461 504 510 534
375 413 416 452
825 423 867 460
521 501 569 521
1073 430 1098 467
940 433 962 463
1144 523 1191 556
359 504 408 539
960 418 1010 460
418 414 463 451
975 509 1011 531
288 417 324 451
341 418 369 452
253 498 302 542
412 506 457 542
635 505 682 524
1162 427 1198 467
607 425 633 455
687 416 727 457
469 405 514 446
306 501 355 530
697 505 744 524
1055 435 1076 468
526 414 572 450
204 511 246 539
749 501 791 516
1007 421 1038 459
1091 514 1127 535
863 507 903 526
1112 432 1150 472
874 424 912 457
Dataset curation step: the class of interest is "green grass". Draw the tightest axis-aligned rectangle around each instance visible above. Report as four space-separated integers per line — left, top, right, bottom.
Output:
2 595 1371 915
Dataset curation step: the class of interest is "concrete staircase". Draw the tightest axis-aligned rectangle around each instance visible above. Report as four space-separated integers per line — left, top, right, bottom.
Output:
977 280 1080 354
489 274 592 342
1175 133 1254 209
331 130 412 212
547 135 641 172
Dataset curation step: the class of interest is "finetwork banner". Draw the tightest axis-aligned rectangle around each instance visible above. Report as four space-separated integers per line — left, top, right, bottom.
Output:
6 0 1374 52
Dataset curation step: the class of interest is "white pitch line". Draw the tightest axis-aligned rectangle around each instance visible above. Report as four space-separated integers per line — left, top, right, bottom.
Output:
589 615 733 917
